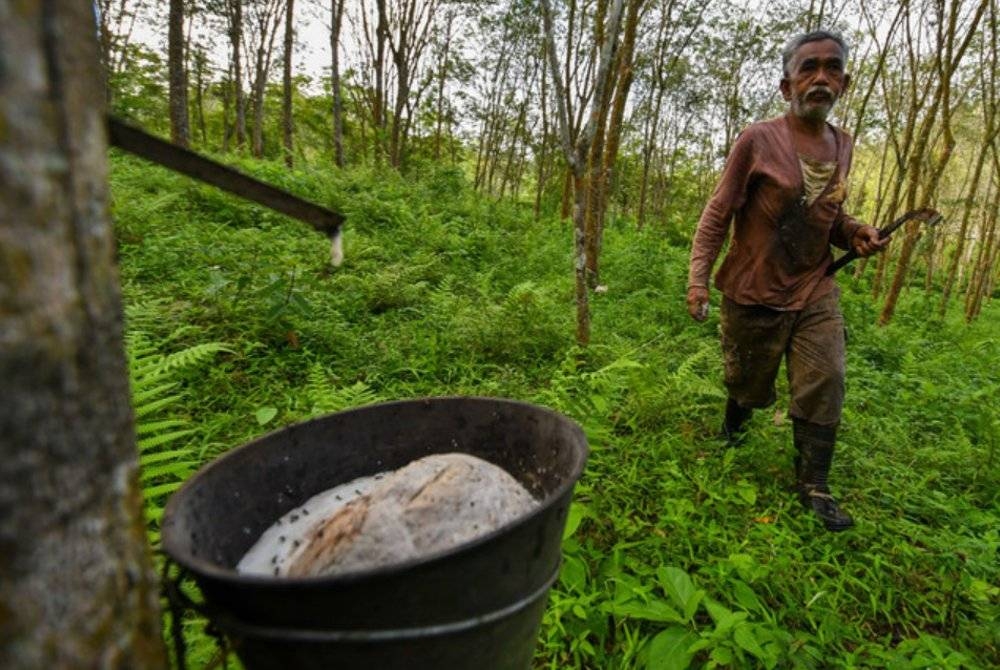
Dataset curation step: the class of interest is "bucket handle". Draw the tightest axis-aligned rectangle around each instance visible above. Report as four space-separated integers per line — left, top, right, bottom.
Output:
161 555 237 670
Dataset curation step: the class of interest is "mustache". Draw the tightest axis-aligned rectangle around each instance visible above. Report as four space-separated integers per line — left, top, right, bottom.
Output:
806 86 835 99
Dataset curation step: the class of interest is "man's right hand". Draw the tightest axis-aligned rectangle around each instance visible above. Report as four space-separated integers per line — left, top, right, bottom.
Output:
687 286 710 321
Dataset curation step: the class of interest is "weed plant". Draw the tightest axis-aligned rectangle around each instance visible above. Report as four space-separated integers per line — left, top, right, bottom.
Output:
111 153 998 669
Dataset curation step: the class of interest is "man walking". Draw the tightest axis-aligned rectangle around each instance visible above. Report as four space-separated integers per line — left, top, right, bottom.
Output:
686 31 887 531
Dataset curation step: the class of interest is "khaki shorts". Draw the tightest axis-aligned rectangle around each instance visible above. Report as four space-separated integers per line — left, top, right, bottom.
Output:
719 289 845 427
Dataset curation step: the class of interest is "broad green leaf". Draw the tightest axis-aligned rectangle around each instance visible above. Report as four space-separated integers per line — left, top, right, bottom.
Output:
647 626 697 670
736 482 757 505
704 598 746 632
733 625 767 659
609 599 684 623
710 645 734 665
255 406 278 425
562 501 588 540
682 590 704 622
559 554 588 591
657 566 701 620
731 579 763 613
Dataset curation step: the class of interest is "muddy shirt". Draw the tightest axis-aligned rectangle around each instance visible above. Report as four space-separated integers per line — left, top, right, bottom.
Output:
688 115 862 310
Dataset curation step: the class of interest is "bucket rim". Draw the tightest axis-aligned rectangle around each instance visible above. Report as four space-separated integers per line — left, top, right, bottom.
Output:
161 395 588 586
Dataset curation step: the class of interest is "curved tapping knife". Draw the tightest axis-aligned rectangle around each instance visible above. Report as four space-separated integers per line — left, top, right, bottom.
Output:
826 207 942 276
107 116 344 263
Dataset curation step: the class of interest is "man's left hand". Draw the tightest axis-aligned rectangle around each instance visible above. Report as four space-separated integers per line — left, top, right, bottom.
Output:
851 225 889 257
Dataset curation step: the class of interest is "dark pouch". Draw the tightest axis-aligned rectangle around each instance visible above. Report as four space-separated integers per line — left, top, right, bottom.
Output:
775 194 830 274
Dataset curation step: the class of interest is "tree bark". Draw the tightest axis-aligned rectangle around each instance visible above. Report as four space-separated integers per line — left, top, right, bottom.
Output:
433 11 454 161
228 0 247 149
330 0 346 167
879 0 989 325
542 0 625 346
965 165 1000 322
249 0 284 158
584 0 643 285
282 0 295 167
169 0 190 147
192 48 209 145
0 3 167 667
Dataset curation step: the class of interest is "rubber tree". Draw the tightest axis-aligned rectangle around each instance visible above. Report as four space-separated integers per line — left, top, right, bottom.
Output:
0 2 167 667
878 0 989 325
542 0 625 346
330 0 346 167
282 0 295 167
169 0 191 147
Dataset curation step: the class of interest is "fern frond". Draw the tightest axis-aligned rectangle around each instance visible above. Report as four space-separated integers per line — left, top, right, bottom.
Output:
135 419 188 436
303 363 382 416
153 342 235 375
134 394 186 419
140 462 197 482
144 481 184 500
131 382 181 405
123 328 230 535
138 429 197 451
138 449 194 465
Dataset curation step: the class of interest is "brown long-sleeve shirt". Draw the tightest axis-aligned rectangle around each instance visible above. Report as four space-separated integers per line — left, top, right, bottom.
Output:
688 115 862 310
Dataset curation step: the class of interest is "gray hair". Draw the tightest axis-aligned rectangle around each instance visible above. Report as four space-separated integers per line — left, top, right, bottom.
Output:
782 30 850 77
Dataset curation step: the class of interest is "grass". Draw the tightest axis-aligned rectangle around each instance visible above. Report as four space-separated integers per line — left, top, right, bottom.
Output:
111 152 999 669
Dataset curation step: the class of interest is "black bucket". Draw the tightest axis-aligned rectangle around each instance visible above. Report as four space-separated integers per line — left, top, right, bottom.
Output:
161 397 588 669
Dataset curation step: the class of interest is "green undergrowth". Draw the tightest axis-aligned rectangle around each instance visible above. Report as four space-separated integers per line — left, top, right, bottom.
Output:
111 153 998 669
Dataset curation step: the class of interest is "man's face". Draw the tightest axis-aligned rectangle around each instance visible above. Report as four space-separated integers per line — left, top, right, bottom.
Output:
780 39 850 122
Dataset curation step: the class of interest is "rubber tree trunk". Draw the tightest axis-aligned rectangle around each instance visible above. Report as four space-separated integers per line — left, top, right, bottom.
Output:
330 0 346 167
282 0 295 167
0 3 167 668
169 0 190 147
230 0 247 149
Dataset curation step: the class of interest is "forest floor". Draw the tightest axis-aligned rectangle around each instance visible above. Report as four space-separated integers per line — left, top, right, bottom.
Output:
112 154 998 669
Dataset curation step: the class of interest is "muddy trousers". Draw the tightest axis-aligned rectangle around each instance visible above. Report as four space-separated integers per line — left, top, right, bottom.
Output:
719 290 853 530
719 289 845 427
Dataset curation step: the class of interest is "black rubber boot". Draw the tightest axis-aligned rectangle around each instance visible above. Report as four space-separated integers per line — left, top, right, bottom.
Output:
793 418 854 532
720 398 753 446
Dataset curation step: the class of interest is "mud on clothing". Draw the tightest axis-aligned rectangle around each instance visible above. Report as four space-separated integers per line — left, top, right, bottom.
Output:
720 290 845 428
688 115 862 311
688 114 862 426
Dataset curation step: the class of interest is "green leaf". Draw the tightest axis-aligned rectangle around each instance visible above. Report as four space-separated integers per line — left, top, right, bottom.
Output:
710 646 734 665
704 598 746 632
731 579 763 613
143 481 183 499
609 599 684 623
733 625 767 659
736 482 757 505
657 566 702 620
563 502 588 540
133 393 184 419
137 428 195 451
647 626 697 670
140 461 196 481
139 449 195 465
255 407 278 425
135 419 188 436
559 554 588 591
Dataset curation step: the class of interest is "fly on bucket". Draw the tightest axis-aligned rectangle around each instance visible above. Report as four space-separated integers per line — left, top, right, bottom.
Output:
161 397 588 670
